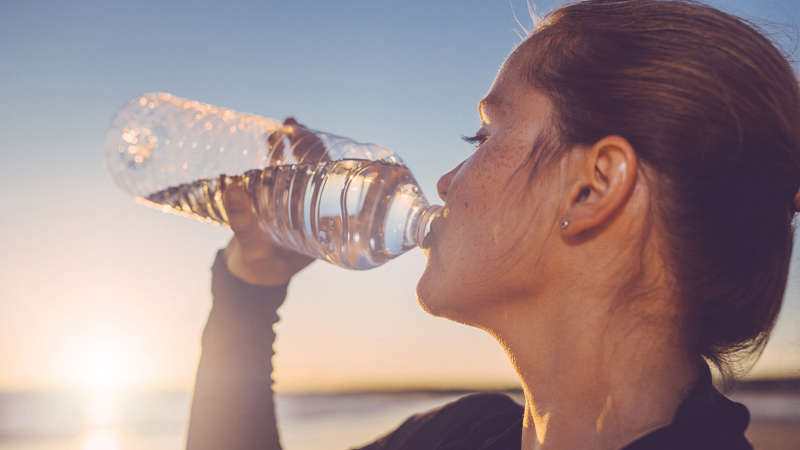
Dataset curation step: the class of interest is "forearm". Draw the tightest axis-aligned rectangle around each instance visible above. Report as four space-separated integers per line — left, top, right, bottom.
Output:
186 250 287 450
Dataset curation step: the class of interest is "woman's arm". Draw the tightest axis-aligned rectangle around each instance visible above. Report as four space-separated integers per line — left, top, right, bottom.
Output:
186 181 314 450
185 249 287 450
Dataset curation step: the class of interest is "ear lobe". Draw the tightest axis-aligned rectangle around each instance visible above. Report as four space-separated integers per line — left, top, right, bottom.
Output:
561 136 637 237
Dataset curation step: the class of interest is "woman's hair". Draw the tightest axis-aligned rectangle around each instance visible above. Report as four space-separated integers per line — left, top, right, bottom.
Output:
521 0 800 378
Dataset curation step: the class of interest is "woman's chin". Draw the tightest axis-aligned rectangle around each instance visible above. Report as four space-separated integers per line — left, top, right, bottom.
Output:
415 266 450 318
415 267 435 312
416 273 472 324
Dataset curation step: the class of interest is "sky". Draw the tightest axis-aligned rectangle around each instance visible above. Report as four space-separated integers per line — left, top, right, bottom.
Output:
1 0 799 393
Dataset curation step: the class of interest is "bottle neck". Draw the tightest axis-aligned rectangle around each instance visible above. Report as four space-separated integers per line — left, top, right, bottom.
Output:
413 204 444 248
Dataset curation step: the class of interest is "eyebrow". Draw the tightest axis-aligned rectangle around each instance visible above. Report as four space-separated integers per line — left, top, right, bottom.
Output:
479 96 502 123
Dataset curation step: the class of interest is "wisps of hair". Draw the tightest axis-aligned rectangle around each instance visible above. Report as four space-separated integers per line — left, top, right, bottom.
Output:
509 0 547 42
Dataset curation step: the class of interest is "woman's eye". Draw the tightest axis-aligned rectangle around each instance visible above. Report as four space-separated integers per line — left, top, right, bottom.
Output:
461 132 489 149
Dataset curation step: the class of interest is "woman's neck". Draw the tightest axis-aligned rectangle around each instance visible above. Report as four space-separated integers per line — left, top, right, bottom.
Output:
489 294 698 450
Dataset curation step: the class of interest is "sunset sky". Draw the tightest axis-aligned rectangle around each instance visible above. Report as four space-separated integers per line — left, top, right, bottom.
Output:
1 0 799 394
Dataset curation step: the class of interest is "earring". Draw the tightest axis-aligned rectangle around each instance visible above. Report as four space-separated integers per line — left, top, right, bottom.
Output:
560 219 569 229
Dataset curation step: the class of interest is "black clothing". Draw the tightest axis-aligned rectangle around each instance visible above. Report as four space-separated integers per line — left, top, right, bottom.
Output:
359 365 753 450
186 250 753 449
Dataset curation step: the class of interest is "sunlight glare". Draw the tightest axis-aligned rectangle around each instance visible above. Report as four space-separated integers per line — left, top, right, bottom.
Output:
83 429 121 450
66 338 139 392
87 388 119 427
77 345 133 390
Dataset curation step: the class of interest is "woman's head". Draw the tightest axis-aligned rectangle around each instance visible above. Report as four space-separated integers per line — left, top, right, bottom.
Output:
418 0 800 378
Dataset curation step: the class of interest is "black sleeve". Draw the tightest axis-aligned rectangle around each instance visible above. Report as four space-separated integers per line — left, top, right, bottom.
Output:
186 249 287 450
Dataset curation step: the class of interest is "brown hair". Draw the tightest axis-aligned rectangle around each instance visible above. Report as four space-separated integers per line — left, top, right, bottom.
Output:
521 0 800 378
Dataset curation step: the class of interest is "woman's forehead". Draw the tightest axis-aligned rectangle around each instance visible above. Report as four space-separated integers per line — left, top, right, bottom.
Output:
485 62 540 112
491 38 541 91
484 61 524 111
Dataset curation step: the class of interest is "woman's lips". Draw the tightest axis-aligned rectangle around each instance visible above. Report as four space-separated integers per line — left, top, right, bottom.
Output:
420 210 447 250
421 230 435 250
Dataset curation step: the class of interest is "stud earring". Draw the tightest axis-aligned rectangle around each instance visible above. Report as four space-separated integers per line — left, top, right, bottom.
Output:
560 219 569 229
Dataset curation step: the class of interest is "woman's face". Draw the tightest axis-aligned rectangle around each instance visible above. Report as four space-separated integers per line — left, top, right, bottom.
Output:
416 50 570 325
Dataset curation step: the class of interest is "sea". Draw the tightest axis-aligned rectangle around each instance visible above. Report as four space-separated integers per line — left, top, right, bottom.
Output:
1 389 798 450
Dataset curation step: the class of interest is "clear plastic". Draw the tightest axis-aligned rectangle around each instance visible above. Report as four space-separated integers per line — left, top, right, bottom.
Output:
105 93 442 269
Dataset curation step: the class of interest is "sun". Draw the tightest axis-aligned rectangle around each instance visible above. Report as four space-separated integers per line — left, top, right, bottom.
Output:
59 334 144 429
60 332 143 393
77 343 134 391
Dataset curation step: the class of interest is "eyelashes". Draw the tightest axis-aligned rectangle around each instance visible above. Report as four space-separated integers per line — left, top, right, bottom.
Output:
461 132 489 149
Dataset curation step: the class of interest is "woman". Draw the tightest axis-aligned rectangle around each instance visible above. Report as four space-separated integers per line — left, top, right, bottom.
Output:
185 1 800 449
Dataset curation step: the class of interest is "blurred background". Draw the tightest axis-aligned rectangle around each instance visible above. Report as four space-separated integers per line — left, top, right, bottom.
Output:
1 1 799 449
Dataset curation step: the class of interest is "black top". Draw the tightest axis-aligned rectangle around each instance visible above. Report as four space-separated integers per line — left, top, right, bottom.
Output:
358 366 753 450
185 250 753 450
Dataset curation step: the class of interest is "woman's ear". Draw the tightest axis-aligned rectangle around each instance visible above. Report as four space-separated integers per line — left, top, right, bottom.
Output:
561 135 637 237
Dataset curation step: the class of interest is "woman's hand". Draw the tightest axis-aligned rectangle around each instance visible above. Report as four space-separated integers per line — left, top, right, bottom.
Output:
222 117 324 286
222 179 314 288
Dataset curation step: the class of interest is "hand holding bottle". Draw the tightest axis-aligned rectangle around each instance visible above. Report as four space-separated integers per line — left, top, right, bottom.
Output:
223 118 318 286
223 179 314 286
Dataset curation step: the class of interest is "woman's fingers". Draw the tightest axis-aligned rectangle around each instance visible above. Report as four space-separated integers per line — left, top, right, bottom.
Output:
222 180 276 262
222 177 315 281
266 117 329 166
223 182 257 235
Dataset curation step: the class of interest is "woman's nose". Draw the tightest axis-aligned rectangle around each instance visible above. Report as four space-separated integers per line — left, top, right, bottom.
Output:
437 163 462 202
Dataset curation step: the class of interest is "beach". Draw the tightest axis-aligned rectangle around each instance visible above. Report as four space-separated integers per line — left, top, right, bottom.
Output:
1 387 798 450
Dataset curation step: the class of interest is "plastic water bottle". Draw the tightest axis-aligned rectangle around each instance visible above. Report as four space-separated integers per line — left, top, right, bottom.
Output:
105 93 443 270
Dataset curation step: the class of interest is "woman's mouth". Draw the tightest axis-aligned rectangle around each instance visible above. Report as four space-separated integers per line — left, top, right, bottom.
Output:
420 207 448 250
421 230 436 250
